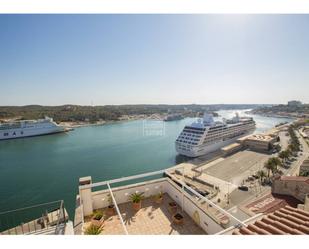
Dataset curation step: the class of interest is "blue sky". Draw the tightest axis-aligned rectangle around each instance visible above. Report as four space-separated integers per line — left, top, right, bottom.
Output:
0 14 309 105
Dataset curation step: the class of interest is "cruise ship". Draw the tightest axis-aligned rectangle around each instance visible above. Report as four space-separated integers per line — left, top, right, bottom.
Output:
175 113 256 157
0 117 68 140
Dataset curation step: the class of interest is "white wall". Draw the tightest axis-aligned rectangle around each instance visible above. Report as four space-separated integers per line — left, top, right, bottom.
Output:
86 177 236 234
164 178 224 234
91 178 166 210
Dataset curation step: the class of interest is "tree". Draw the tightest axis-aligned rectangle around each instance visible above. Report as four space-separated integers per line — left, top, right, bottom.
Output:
264 161 273 178
256 170 267 184
264 157 282 177
279 150 290 163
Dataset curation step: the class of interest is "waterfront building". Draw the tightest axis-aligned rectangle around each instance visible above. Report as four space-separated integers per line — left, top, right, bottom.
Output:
237 133 278 152
221 142 243 156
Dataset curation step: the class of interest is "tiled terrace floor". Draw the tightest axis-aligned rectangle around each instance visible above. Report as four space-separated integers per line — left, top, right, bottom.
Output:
84 194 206 235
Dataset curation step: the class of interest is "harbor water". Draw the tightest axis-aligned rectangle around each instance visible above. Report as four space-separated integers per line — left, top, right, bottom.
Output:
0 110 293 223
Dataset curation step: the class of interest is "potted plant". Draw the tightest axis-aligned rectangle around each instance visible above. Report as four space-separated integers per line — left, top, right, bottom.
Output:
106 194 116 216
91 210 105 227
84 224 103 235
154 191 163 204
128 192 144 211
172 213 184 225
168 201 177 214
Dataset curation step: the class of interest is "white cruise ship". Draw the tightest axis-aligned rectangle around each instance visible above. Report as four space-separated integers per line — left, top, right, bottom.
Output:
175 113 256 157
0 117 68 140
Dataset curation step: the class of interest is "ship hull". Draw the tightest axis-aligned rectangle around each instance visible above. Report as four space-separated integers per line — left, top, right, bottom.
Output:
0 127 67 140
175 129 254 158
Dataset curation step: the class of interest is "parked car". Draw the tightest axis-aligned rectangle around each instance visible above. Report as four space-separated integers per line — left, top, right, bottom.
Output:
196 189 209 197
248 176 255 181
238 185 249 191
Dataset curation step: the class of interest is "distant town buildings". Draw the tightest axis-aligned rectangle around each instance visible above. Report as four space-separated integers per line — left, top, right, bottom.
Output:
287 100 302 107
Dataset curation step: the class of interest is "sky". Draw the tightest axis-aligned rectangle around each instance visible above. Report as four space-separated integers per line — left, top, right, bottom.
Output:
0 14 309 106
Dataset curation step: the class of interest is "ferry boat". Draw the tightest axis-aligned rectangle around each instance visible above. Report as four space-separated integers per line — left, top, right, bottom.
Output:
0 117 69 140
164 114 184 121
175 113 256 157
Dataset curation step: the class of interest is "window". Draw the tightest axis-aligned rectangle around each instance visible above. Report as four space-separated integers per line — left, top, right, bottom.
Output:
4 133 9 136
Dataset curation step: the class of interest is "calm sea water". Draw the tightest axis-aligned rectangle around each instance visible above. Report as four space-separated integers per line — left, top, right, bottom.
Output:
0 110 293 221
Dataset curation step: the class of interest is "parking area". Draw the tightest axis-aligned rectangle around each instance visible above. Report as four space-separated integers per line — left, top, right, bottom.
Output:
203 150 269 185
278 130 290 151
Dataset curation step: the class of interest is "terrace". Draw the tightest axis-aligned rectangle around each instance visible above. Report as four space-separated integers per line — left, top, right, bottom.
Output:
0 200 72 235
84 194 205 235
75 170 247 235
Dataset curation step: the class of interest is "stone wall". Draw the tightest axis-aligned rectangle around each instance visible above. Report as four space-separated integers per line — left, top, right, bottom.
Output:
272 176 309 202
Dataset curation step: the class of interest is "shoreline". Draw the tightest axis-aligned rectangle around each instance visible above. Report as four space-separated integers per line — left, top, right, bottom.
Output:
58 114 163 128
248 110 303 119
60 118 141 128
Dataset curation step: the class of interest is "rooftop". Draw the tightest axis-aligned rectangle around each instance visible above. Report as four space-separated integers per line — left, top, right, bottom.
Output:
244 193 302 215
232 206 309 235
280 176 309 183
246 134 275 142
76 170 246 235
83 194 205 235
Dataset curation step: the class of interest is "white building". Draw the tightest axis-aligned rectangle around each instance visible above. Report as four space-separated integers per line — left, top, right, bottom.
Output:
287 100 302 107
75 170 247 235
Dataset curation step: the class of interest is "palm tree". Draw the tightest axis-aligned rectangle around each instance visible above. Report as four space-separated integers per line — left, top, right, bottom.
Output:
264 157 281 176
271 157 282 172
279 150 290 163
264 161 273 178
256 170 267 184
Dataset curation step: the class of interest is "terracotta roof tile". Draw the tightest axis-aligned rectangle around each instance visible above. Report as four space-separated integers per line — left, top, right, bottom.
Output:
245 193 302 214
232 206 309 235
268 214 309 234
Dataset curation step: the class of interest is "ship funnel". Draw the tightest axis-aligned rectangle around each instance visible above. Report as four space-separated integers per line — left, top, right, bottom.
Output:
203 113 214 126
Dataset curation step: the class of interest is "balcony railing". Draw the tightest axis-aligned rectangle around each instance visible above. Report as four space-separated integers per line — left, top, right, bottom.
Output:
0 200 68 235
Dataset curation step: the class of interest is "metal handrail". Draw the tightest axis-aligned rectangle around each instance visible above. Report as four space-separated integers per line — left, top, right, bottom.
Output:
0 200 63 215
0 200 67 235
107 183 128 235
79 169 166 190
